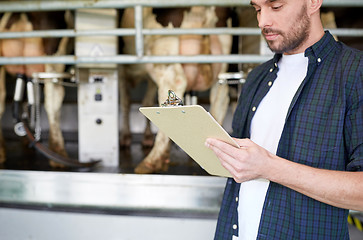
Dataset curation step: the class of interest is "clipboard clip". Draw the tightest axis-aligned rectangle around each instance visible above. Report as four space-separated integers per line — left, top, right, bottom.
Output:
161 90 184 107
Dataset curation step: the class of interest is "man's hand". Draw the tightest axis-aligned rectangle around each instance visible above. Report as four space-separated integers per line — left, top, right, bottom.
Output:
205 137 363 211
205 138 276 183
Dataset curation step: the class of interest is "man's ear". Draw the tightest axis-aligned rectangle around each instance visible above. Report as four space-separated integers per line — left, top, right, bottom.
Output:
308 0 323 15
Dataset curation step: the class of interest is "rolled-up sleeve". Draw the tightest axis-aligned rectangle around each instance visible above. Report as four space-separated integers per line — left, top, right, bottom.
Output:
345 64 363 172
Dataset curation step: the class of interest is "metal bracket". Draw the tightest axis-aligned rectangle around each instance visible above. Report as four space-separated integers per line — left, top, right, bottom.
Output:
217 72 246 85
161 90 184 107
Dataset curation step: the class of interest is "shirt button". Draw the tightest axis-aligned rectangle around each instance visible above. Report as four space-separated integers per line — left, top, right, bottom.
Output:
268 81 272 87
233 224 238 230
274 63 277 67
252 106 256 112
317 58 321 63
235 197 239 202
269 68 273 72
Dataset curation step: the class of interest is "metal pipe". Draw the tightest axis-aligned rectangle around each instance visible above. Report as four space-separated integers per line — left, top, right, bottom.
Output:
0 0 360 66
32 72 74 80
135 5 144 58
0 29 136 39
0 54 271 65
1 27 362 40
0 0 362 12
0 0 251 12
0 27 258 40
328 28 363 37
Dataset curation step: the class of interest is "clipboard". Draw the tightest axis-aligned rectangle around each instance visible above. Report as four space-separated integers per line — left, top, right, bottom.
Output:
139 105 239 177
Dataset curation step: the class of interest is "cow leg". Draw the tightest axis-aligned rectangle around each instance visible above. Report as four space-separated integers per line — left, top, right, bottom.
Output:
134 82 172 174
119 64 157 148
134 131 171 174
209 82 230 125
44 80 67 168
135 63 187 174
43 36 69 168
209 25 232 125
0 66 6 164
0 14 9 164
118 65 132 148
137 12 188 173
140 78 157 147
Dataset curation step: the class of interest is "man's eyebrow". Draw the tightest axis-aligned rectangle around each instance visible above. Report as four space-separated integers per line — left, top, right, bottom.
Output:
250 0 280 6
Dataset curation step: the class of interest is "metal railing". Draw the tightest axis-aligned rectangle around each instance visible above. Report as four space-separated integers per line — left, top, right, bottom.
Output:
1 0 363 11
0 0 362 65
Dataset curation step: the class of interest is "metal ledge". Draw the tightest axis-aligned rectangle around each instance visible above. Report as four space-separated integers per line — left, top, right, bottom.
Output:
0 170 226 218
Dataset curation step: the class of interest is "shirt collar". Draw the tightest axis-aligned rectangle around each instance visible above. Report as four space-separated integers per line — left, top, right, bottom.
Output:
271 31 337 68
304 30 337 65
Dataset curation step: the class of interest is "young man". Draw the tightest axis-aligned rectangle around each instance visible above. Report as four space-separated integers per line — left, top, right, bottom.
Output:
205 0 363 239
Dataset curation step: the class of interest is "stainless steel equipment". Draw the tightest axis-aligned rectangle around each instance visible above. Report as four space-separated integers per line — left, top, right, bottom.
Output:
76 9 119 166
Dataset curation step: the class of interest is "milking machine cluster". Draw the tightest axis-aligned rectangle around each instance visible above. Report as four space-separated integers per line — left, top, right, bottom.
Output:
11 8 120 168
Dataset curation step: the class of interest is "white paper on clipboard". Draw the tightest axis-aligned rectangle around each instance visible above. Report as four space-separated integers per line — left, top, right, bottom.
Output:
139 105 239 178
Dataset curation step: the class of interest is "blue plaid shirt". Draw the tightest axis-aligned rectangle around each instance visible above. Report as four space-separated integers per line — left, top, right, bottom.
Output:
214 31 363 239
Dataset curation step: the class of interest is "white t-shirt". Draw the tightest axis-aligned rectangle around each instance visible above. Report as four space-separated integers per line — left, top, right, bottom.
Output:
236 53 308 240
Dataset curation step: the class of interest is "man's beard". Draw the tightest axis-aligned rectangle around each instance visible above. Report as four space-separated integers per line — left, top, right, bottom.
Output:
263 5 310 54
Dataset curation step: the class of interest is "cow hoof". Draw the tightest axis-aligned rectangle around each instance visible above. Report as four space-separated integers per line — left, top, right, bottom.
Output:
49 160 66 168
134 159 170 174
48 145 68 168
120 134 132 148
142 134 154 148
0 140 6 164
0 149 5 164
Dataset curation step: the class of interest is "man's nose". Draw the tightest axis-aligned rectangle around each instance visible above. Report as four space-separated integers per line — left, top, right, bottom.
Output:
258 9 272 29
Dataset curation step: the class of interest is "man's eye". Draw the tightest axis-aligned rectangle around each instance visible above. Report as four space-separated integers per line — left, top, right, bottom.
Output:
271 5 282 10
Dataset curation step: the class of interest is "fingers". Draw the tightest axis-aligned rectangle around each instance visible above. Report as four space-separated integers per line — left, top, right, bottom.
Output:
205 137 245 172
205 138 238 159
205 138 257 182
205 138 274 182
205 137 251 156
206 140 238 163
205 137 244 150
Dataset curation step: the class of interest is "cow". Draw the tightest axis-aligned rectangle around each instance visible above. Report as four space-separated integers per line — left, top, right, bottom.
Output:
0 11 73 167
119 6 233 174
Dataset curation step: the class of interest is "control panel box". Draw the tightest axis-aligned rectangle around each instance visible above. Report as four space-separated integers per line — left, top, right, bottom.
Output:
78 68 119 166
